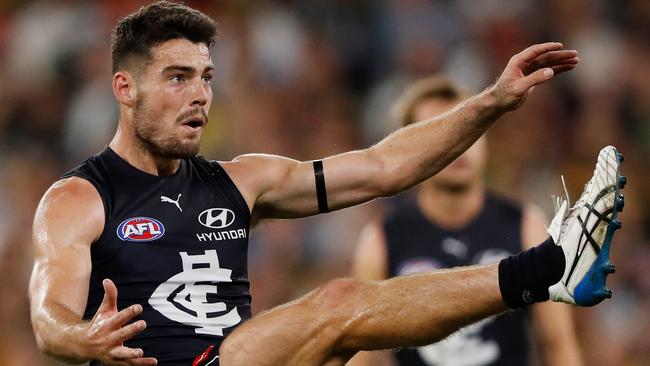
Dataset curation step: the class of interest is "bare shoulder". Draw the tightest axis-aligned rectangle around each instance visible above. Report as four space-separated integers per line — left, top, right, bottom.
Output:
220 153 299 178
352 220 388 280
522 203 548 227
521 203 549 249
357 221 387 252
38 176 104 214
34 176 105 248
218 153 302 206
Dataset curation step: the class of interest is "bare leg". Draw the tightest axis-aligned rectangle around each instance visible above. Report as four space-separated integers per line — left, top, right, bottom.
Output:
220 264 507 366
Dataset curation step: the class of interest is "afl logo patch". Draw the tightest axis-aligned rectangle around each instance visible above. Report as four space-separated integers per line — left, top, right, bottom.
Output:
116 217 165 242
198 208 235 229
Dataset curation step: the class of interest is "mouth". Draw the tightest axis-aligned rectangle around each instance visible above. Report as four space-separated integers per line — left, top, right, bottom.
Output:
181 116 207 131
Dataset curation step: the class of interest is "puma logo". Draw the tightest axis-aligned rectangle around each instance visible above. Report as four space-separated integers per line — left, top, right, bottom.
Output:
161 194 182 212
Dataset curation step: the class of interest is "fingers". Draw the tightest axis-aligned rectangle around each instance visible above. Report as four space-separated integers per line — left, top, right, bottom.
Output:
109 346 144 360
514 48 579 90
108 346 158 365
532 51 578 68
109 303 144 328
109 319 147 344
99 278 119 313
551 63 578 75
96 279 145 330
538 50 578 63
519 58 578 89
493 41 578 110
526 52 579 75
516 67 555 90
130 357 158 365
514 42 564 63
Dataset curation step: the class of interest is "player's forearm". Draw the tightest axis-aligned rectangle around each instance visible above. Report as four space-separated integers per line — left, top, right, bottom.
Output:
32 304 91 363
370 87 504 196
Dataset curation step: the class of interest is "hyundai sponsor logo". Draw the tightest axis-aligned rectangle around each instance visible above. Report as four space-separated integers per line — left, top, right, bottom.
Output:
198 208 236 229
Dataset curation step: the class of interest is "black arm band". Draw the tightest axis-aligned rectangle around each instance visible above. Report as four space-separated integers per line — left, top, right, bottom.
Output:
313 160 329 213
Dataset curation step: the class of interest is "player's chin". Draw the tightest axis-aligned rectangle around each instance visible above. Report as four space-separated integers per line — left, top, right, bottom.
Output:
166 139 201 159
178 129 204 146
182 141 201 157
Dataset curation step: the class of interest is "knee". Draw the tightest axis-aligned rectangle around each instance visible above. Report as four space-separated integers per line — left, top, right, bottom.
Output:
308 278 368 309
307 278 377 353
220 330 248 365
220 279 373 364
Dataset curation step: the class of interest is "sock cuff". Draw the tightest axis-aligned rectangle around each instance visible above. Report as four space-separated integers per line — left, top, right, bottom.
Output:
498 237 565 309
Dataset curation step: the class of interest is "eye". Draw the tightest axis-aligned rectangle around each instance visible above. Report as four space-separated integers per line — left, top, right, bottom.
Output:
202 73 213 83
169 75 184 83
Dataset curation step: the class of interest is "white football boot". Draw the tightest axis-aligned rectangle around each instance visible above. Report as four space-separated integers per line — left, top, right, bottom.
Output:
547 146 625 306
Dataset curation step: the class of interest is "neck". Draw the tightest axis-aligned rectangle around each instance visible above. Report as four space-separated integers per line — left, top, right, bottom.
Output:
109 123 181 176
417 180 485 230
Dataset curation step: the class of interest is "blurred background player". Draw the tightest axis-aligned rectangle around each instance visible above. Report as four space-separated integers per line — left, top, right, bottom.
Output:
350 76 582 366
0 1 648 365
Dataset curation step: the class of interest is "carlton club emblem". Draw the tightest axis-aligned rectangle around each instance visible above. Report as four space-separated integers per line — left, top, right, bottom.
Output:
148 250 241 336
198 208 235 229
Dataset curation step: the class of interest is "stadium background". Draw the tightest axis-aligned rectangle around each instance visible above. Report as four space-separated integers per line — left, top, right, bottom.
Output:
0 0 648 364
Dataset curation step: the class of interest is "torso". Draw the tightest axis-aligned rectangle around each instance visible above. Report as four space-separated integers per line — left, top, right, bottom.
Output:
383 193 529 366
63 147 250 364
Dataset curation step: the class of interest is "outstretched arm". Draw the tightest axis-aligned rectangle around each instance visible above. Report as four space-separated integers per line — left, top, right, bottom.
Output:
29 177 156 365
224 43 579 220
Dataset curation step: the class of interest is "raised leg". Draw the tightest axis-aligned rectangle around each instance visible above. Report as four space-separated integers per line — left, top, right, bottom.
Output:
220 264 506 366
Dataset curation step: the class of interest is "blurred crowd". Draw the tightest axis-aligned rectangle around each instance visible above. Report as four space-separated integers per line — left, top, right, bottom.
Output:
0 0 648 365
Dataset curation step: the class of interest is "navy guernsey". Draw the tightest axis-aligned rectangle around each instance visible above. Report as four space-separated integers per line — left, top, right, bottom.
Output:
384 193 530 366
62 147 250 364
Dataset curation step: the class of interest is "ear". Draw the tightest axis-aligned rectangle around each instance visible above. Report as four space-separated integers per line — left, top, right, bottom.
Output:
113 71 137 108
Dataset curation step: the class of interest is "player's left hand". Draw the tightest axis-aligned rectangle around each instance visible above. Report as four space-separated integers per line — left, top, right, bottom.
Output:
83 278 158 365
490 42 579 111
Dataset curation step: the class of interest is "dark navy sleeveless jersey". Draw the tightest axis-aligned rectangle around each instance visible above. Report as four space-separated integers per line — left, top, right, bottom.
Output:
62 147 250 365
384 193 529 366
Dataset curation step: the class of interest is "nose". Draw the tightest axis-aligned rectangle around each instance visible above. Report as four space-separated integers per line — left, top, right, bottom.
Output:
189 80 209 107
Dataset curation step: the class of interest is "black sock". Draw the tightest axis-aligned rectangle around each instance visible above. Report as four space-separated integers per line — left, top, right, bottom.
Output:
498 236 566 308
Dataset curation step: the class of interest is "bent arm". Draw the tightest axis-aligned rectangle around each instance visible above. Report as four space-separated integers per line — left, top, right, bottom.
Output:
225 43 578 220
522 205 583 366
29 177 103 363
348 222 394 366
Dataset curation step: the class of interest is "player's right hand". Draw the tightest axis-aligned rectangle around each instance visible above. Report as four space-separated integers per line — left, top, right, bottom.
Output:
83 278 158 365
490 42 579 111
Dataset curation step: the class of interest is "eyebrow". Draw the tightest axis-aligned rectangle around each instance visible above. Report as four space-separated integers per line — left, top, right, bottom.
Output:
162 65 215 74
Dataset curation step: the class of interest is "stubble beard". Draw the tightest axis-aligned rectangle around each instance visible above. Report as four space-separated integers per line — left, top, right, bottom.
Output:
132 97 202 159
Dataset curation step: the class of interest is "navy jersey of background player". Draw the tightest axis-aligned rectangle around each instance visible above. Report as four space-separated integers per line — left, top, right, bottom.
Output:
384 193 530 366
62 147 251 364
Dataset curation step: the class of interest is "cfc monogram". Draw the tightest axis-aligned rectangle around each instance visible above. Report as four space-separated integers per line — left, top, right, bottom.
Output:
148 250 241 336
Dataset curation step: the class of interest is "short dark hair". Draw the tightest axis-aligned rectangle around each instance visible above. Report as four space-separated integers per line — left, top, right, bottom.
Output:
111 1 217 73
392 76 467 127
